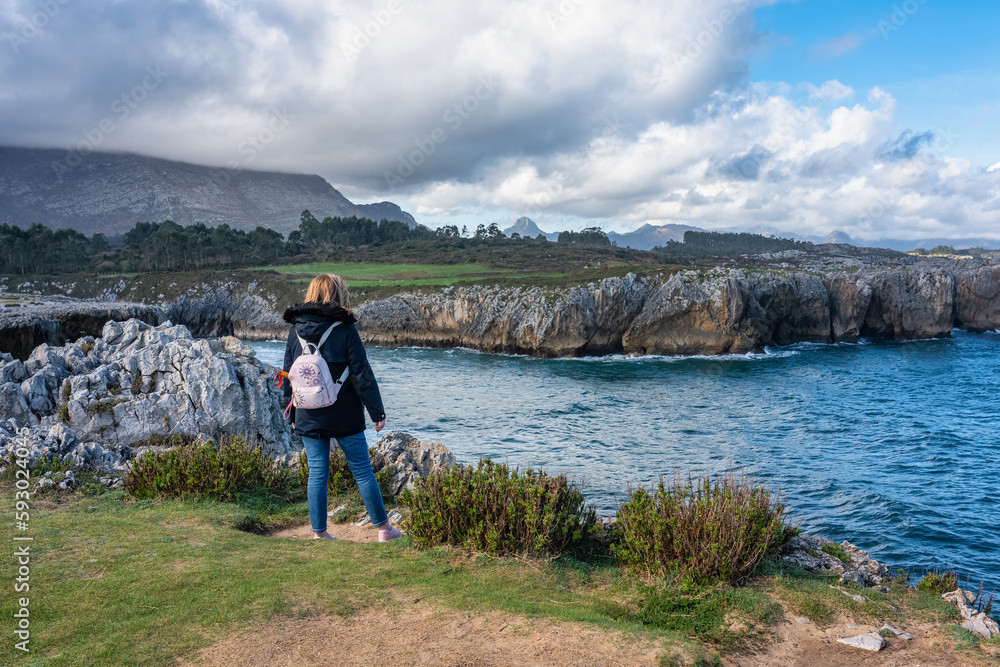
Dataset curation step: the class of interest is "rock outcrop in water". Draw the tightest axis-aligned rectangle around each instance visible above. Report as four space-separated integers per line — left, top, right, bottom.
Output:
356 266 996 357
0 319 293 472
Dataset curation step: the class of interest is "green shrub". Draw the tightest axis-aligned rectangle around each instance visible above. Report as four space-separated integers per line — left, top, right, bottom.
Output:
124 434 288 500
917 569 958 595
613 473 789 585
88 398 126 414
401 459 598 557
295 448 391 498
607 580 782 651
821 542 852 565
57 404 70 424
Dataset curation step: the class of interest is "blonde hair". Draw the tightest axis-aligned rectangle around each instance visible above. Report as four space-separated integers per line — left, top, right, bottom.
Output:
304 273 351 309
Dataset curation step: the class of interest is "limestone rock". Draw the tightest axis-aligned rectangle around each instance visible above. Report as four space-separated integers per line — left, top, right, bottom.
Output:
0 301 164 360
943 588 1000 638
956 265 1000 332
779 534 887 587
0 318 293 473
0 382 32 427
861 269 956 339
369 431 457 496
837 633 886 651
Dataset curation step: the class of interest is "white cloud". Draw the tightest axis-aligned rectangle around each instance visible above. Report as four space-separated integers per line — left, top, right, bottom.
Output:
409 86 1000 242
806 80 854 102
0 0 997 242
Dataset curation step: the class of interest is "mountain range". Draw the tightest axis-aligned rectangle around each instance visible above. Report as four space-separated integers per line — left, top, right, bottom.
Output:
0 146 417 236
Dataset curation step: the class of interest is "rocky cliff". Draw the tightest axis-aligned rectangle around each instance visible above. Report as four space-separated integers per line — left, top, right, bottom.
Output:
354 266 1000 357
0 300 164 360
3 265 998 360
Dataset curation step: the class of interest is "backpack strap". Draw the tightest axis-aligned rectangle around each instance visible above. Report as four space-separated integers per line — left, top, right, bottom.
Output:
293 322 350 384
295 321 341 355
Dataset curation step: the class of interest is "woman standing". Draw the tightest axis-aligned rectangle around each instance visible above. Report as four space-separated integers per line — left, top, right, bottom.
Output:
282 274 402 541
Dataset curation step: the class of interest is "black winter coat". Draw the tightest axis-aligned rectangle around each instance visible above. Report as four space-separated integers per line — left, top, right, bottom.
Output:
282 302 386 439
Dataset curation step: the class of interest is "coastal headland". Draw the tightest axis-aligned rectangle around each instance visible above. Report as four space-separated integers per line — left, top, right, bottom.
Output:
3 261 999 360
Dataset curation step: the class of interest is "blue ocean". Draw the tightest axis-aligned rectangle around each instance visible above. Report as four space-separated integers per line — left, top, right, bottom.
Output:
252 331 999 589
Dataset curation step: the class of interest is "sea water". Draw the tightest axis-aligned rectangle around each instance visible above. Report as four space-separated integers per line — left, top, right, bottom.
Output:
252 331 999 588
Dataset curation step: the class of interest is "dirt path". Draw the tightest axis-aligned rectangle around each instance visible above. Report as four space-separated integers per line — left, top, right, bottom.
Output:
269 521 385 543
177 601 665 666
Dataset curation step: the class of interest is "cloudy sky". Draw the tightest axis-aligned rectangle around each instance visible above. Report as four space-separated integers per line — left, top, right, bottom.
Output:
1 0 998 242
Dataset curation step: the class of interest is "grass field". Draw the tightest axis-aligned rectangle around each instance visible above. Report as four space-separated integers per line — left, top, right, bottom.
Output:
251 261 573 287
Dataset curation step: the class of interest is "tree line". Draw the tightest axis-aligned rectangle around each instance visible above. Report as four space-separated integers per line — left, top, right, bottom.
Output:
654 231 812 257
0 212 441 274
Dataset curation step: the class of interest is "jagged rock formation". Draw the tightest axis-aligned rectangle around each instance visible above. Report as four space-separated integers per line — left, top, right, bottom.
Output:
0 319 293 472
369 431 457 496
0 301 164 360
355 266 998 357
942 589 1000 639
778 534 888 588
955 265 1000 332
164 287 285 340
0 146 417 236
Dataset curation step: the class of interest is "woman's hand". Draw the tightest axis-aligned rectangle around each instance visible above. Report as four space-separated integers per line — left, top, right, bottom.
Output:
375 420 385 433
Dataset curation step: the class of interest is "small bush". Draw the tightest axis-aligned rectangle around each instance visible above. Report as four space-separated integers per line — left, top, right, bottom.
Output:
821 542 852 565
88 398 126 414
918 569 958 595
613 473 789 585
607 580 782 651
80 341 94 355
401 459 598 557
295 448 392 499
124 434 289 500
57 404 70 424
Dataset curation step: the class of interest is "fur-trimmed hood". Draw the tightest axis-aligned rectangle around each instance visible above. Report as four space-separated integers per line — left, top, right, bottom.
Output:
282 302 357 325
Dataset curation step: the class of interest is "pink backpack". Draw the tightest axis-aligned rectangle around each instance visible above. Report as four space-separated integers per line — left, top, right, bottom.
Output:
282 322 350 418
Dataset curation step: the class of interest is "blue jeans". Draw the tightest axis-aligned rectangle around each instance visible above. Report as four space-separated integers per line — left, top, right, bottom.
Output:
301 432 388 533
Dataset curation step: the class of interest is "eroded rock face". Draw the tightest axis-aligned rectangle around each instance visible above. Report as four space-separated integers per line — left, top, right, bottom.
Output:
351 265 1000 358
0 301 164 360
862 269 956 339
164 286 286 340
370 431 457 497
357 274 651 357
0 319 293 472
955 265 1000 333
623 271 756 355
